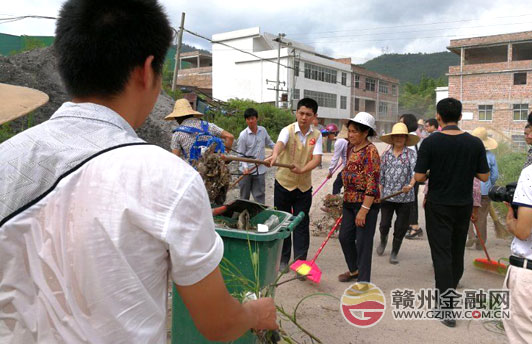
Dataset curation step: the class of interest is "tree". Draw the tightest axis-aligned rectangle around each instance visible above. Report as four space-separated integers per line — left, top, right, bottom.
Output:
399 75 447 118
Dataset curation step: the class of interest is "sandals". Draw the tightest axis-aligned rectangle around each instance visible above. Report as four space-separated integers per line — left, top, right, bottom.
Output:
338 270 359 282
405 227 423 239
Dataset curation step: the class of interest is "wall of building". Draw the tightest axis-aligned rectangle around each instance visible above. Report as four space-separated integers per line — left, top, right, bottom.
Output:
212 28 351 121
293 51 351 120
177 67 212 90
350 70 400 134
213 44 291 103
448 64 532 134
448 35 532 149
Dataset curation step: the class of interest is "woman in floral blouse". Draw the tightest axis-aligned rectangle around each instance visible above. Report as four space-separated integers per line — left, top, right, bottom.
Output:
377 123 419 265
338 112 380 283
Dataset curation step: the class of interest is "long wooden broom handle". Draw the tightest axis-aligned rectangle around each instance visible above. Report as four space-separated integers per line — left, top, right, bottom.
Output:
229 165 258 189
220 155 295 169
379 190 405 201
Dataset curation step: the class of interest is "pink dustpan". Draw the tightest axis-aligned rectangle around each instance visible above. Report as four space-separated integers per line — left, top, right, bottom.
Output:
290 260 322 283
290 216 342 284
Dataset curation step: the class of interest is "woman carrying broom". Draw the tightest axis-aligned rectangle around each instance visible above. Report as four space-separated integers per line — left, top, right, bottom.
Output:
376 123 419 264
338 113 380 283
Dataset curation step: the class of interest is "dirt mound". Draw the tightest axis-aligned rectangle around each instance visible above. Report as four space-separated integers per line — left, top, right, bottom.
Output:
0 46 175 149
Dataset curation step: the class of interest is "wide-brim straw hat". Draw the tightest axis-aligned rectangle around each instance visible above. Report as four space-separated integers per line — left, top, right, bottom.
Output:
336 124 348 139
164 98 203 121
472 126 498 150
0 83 49 125
380 122 420 146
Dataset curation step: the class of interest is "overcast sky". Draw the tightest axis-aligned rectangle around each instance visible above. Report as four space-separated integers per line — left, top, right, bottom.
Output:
2 1 532 63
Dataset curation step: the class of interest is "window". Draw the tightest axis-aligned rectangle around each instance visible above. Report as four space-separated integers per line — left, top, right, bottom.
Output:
392 85 397 96
513 42 532 61
366 78 376 91
514 103 529 121
353 97 359 111
340 96 347 109
379 102 388 115
514 72 527 85
512 135 527 152
379 82 388 94
355 75 360 88
478 105 493 121
293 88 300 100
294 60 299 77
304 63 337 84
341 72 347 86
365 100 376 113
303 89 337 108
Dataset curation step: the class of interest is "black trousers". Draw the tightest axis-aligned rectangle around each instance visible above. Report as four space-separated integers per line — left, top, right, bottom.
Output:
339 202 380 282
425 201 473 298
332 170 344 195
379 201 412 240
274 180 312 264
408 183 419 226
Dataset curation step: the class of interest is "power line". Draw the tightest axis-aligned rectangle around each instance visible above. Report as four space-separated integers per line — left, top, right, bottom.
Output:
301 21 532 43
183 27 356 86
0 15 56 25
183 27 297 72
306 34 462 44
288 13 532 37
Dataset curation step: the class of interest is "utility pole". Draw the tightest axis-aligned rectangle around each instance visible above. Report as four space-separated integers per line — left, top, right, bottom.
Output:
274 33 286 108
290 48 296 111
171 12 186 92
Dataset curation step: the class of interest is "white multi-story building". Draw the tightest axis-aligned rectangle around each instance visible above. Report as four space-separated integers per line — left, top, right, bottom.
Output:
212 27 352 122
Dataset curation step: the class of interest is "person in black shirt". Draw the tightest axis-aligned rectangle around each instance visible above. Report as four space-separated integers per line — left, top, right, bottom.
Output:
414 98 490 328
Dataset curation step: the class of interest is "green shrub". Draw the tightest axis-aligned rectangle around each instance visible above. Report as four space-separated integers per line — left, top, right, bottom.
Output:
492 141 526 216
210 99 294 143
0 123 15 143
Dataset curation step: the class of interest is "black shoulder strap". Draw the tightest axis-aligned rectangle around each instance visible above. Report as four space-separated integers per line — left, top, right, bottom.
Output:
0 142 151 227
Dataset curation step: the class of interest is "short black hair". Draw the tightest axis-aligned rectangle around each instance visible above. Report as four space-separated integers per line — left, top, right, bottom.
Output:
426 118 438 128
244 108 258 119
297 98 318 114
347 120 375 137
399 114 418 132
54 0 172 98
528 111 532 126
436 98 462 123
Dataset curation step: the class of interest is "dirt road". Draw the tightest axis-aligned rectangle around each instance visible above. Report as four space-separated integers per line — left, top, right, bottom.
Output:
229 142 511 344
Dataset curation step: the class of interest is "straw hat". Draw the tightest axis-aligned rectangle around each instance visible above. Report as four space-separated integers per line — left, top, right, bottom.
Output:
348 112 376 131
0 83 49 125
471 127 498 150
336 124 348 139
380 122 420 146
417 119 424 125
164 98 203 120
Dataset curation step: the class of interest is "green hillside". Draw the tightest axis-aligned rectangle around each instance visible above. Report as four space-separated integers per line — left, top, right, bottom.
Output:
361 51 459 84
0 33 208 66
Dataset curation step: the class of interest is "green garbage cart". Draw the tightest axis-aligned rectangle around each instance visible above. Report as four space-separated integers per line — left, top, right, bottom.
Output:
171 207 304 344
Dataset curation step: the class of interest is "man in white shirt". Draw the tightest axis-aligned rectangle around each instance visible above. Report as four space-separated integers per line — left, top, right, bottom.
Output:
266 98 323 271
503 164 532 343
0 1 276 343
236 108 275 204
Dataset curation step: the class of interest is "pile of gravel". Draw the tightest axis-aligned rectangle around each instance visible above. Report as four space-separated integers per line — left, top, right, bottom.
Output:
0 46 176 150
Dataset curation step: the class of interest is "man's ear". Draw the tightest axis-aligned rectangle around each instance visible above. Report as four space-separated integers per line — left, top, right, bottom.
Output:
458 113 462 121
141 55 156 89
435 113 443 126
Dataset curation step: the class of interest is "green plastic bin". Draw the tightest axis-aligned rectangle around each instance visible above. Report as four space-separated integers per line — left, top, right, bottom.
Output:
171 208 304 344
